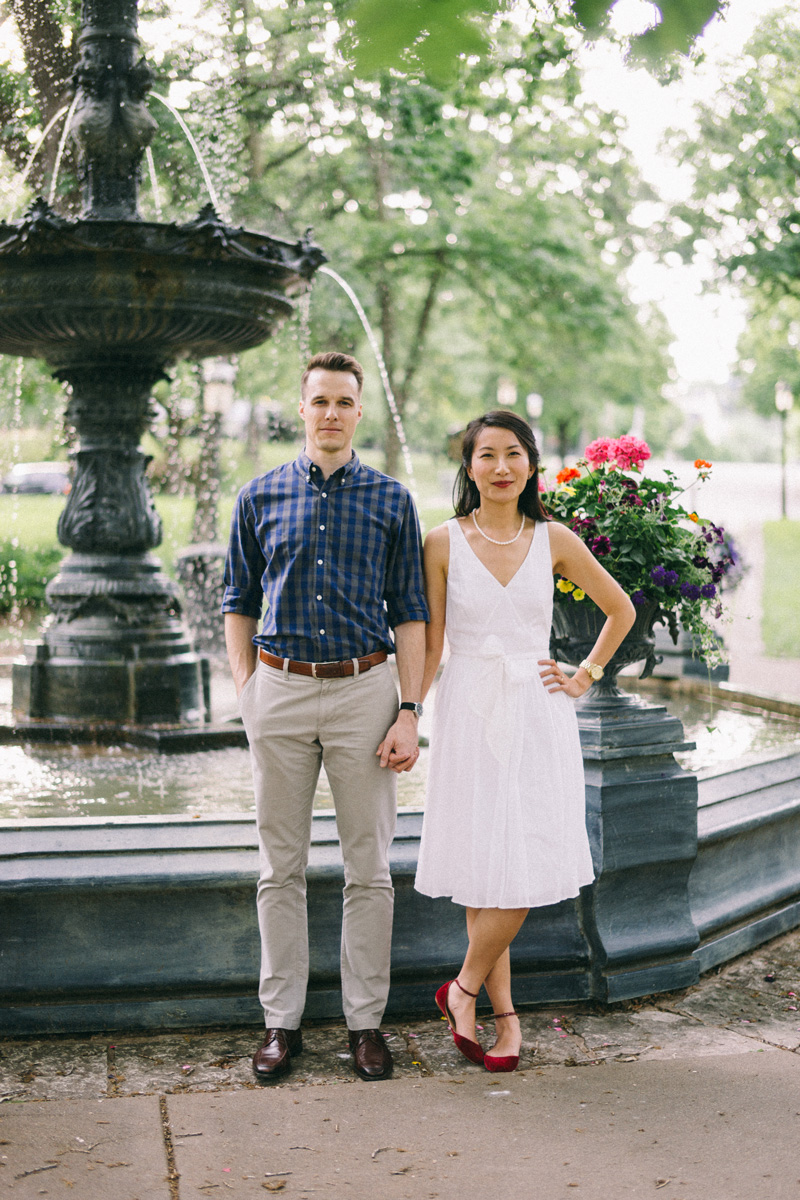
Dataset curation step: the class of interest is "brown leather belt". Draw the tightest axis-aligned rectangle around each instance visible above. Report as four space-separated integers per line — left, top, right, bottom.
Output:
258 648 388 679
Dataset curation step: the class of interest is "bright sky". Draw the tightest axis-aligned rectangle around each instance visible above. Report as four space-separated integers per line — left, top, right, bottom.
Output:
580 0 785 385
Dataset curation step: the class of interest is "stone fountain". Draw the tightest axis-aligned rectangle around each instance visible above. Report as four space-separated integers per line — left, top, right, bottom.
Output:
0 0 324 733
3 0 800 1039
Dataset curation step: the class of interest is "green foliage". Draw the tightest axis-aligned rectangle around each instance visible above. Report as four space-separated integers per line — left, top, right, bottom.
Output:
0 358 68 458
0 540 61 612
344 0 492 83
735 295 800 426
2 0 675 468
543 439 734 655
761 520 800 657
672 9 800 298
342 0 725 77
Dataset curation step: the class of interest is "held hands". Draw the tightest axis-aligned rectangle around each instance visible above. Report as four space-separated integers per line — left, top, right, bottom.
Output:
377 710 420 773
538 658 593 699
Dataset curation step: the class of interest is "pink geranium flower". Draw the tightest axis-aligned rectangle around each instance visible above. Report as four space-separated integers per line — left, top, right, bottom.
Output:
612 435 651 472
584 437 615 467
585 435 651 472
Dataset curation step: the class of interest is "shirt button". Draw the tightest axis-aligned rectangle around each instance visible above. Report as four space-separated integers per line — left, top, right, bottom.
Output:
321 492 327 498
317 559 323 565
320 524 325 530
320 628 325 635
317 595 322 601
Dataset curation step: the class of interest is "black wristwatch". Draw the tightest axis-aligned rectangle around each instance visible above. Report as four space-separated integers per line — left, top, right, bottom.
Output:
399 701 423 718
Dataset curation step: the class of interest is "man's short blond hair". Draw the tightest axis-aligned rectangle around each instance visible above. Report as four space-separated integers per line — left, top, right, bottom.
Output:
301 351 364 398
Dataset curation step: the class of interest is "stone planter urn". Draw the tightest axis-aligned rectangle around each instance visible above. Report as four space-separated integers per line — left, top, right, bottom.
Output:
549 593 701 1001
550 597 668 705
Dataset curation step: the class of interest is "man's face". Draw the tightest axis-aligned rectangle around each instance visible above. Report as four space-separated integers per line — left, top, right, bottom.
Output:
299 368 363 459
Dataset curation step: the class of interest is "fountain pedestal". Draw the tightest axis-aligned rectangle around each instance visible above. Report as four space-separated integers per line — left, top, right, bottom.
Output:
576 690 700 1001
13 353 212 727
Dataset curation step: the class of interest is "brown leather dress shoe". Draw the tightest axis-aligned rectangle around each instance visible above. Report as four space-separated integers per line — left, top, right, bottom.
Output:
348 1028 394 1080
252 1027 302 1083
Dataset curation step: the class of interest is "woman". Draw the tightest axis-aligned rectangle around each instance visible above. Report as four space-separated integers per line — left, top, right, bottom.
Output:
415 411 635 1072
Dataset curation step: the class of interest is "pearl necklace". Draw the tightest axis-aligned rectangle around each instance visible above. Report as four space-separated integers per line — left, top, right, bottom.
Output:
471 509 526 545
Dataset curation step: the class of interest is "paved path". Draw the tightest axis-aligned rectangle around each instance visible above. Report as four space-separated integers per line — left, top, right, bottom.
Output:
3 929 800 1198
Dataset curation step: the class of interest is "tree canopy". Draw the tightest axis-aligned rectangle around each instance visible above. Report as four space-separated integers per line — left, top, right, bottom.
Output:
1 0 674 469
669 7 800 437
672 8 800 301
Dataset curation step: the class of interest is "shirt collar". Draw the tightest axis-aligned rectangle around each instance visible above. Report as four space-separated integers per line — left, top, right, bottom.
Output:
296 450 360 485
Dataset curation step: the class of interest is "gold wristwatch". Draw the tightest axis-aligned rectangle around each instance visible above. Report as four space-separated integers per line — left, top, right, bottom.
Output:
579 659 604 682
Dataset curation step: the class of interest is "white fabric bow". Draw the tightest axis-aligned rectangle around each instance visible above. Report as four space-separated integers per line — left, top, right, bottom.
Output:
466 635 541 763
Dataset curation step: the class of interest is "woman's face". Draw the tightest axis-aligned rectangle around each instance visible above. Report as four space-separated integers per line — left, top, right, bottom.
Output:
467 425 534 504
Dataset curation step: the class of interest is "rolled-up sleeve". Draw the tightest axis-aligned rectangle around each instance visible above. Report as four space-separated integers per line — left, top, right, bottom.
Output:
384 492 429 628
221 487 265 618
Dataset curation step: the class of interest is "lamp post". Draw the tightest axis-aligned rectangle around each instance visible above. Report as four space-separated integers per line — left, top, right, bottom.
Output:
775 380 793 520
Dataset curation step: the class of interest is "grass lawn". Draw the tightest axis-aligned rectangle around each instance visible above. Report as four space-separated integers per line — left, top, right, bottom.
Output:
762 520 800 657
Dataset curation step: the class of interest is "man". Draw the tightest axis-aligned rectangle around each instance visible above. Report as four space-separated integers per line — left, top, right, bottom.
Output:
222 351 427 1083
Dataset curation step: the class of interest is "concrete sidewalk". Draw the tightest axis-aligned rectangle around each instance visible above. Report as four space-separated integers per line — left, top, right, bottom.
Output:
3 929 800 1199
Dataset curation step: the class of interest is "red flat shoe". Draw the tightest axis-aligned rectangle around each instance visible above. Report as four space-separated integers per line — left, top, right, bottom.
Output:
484 1010 519 1073
435 979 485 1066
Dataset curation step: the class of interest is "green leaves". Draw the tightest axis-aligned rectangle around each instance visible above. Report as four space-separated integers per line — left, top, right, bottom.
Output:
632 0 723 58
343 0 494 84
342 0 727 84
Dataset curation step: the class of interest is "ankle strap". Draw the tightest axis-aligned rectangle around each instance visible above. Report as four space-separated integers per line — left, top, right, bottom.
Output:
492 1011 517 1019
453 977 479 998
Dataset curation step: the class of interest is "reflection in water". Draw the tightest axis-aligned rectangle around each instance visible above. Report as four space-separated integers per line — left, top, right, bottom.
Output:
0 692 795 821
0 741 429 820
677 702 800 774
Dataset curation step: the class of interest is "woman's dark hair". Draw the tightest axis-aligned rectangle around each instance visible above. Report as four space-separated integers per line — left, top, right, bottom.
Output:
453 410 549 521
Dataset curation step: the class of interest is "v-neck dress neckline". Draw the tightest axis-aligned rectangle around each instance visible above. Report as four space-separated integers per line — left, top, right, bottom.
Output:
452 514 537 589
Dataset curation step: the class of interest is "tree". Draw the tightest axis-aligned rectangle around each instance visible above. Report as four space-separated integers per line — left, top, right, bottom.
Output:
669 9 800 430
735 295 800 417
343 0 727 81
1 0 673 471
671 9 800 300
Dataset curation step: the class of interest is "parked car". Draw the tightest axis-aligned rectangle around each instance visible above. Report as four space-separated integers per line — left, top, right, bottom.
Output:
1 461 71 495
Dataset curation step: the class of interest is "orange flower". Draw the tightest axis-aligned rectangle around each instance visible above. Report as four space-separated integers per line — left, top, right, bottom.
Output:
556 467 581 484
688 512 699 522
694 459 712 470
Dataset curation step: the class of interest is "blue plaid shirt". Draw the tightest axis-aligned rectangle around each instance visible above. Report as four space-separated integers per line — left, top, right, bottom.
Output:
222 451 428 661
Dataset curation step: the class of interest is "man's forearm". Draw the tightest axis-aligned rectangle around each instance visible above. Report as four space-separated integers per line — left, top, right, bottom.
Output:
393 620 425 702
224 613 258 696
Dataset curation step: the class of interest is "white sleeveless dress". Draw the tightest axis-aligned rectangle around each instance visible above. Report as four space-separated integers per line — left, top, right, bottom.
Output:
415 518 595 910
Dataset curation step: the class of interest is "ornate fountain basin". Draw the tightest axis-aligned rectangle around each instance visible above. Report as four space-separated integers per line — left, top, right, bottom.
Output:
0 202 325 364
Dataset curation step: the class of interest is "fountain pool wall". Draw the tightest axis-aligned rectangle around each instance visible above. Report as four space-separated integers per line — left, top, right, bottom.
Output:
2 683 799 1035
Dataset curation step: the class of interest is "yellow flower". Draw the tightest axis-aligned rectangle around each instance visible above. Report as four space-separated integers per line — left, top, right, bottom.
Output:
688 512 699 522
573 588 586 601
556 579 575 593
557 484 576 497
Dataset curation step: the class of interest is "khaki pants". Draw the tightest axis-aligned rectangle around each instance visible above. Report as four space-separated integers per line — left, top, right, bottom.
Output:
239 659 399 1030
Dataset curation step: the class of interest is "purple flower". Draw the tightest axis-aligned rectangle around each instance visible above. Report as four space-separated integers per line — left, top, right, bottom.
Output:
631 590 647 606
664 570 679 586
591 535 612 556
692 554 709 569
624 493 644 507
680 582 702 600
650 565 668 585
701 583 717 599
701 521 726 546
